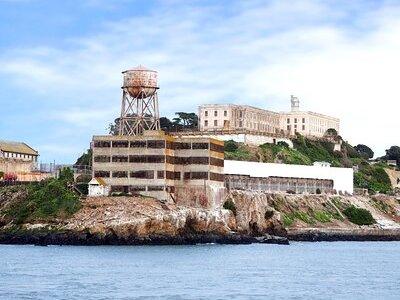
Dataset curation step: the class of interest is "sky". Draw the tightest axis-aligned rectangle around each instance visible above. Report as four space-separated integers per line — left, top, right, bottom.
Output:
0 0 399 163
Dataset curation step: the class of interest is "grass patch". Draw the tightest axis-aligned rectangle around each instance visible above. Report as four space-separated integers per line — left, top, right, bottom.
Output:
282 210 315 227
282 214 295 227
313 210 332 223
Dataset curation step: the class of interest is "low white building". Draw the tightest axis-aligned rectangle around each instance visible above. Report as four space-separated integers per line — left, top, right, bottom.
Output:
88 177 110 197
224 160 354 194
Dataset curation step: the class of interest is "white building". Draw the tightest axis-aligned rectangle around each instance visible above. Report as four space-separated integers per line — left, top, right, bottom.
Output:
198 104 282 134
198 96 340 138
281 96 340 137
224 160 354 194
88 177 111 197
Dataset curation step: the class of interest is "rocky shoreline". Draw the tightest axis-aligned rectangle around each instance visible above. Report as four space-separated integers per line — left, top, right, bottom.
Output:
287 228 400 242
0 229 289 246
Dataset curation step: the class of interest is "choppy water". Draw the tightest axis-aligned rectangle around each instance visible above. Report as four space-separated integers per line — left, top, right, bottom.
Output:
1 242 399 299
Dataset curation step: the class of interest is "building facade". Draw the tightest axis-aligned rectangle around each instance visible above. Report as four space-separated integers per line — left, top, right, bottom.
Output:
0 140 39 175
198 104 282 134
199 96 340 138
91 130 225 207
281 96 340 137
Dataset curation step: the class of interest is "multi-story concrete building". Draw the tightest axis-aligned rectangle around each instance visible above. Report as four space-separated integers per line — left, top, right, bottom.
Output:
281 96 340 137
198 104 282 134
199 96 340 138
91 130 225 207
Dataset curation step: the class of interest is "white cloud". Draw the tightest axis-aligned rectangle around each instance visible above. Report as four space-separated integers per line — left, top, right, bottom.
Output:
1 0 400 160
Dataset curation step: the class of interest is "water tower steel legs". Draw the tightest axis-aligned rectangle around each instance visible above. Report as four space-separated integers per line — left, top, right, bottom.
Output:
119 89 161 135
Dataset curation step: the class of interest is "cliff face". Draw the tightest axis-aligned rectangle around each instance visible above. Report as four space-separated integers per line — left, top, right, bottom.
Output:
64 197 235 238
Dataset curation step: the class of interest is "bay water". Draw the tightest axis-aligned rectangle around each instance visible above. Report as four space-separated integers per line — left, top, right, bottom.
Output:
1 242 399 299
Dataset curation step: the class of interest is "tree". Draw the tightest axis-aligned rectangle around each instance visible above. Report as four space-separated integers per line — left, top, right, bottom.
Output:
160 117 174 131
75 149 92 167
108 117 121 135
172 112 198 130
382 146 400 165
324 128 338 137
354 144 374 159
224 140 238 152
58 167 74 183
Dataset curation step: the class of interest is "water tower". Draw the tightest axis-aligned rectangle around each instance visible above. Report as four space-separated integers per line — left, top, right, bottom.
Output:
119 65 160 135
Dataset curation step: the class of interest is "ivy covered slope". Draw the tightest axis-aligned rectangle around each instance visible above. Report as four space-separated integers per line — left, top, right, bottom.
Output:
224 135 393 194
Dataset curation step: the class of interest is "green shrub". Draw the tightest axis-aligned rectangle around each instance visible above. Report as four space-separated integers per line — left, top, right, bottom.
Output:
277 141 289 148
224 140 238 152
343 205 375 225
223 199 237 216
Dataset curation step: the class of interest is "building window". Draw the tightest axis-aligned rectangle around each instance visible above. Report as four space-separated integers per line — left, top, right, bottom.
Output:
205 111 208 117
214 111 218 117
147 186 164 191
112 171 128 178
147 140 165 148
174 142 191 149
94 141 111 148
214 120 218 126
130 141 146 148
239 121 243 127
224 110 227 117
239 111 243 118
191 172 208 180
130 170 154 179
287 118 290 124
302 118 305 123
294 118 297 124
192 143 209 150
287 125 291 130
294 125 297 129
157 171 164 179
112 141 129 148
302 125 305 130
94 155 111 163
94 171 110 177
112 155 128 162
204 120 208 127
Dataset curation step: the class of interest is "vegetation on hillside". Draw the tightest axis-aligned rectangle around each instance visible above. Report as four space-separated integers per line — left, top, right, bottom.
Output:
3 172 81 225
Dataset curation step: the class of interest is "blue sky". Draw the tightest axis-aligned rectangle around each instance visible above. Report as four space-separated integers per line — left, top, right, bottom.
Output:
0 0 399 163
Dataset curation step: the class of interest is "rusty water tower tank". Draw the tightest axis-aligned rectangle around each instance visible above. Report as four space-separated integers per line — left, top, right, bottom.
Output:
122 65 158 98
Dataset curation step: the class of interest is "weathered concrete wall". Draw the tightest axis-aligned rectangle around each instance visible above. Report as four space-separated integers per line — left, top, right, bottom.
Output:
174 184 226 209
0 158 34 174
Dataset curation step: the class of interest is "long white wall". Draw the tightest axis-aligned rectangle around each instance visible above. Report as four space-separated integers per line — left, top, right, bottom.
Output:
224 160 354 194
